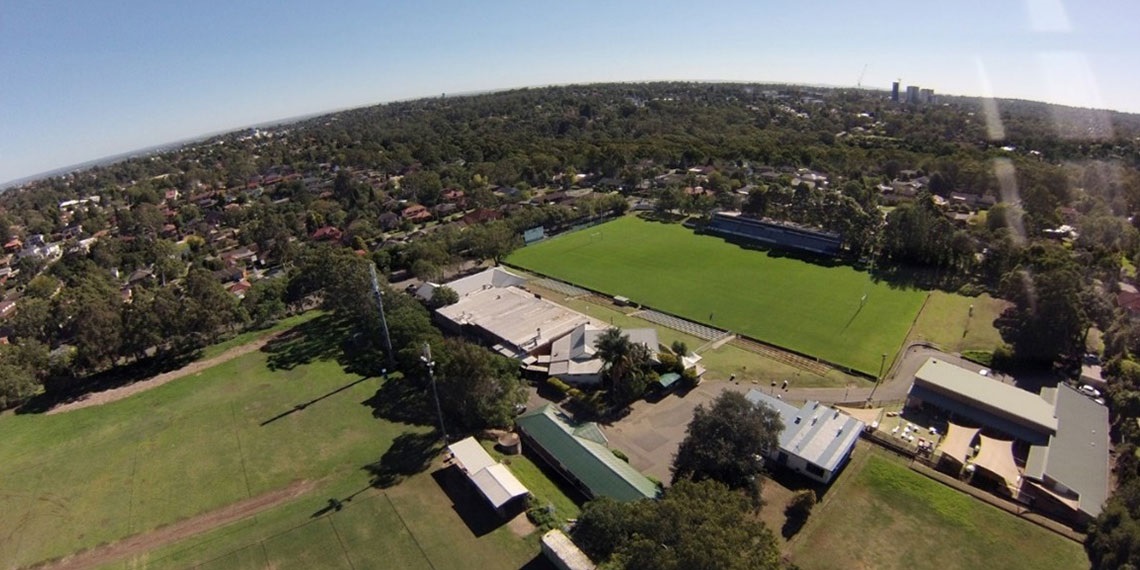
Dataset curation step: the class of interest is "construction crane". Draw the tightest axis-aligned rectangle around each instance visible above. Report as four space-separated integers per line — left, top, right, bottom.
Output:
857 64 869 88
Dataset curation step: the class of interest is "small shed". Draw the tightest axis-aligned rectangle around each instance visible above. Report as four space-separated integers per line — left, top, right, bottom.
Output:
656 372 682 391
447 437 530 515
541 529 596 570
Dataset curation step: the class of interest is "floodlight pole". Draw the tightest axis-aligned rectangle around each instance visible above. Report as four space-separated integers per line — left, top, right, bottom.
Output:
368 263 395 371
422 342 448 443
868 352 887 403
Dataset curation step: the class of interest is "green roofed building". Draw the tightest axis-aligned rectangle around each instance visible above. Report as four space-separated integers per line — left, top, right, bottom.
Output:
516 404 658 502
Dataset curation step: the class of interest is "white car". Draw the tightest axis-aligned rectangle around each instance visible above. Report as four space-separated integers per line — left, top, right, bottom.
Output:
1079 385 1102 398
978 369 990 377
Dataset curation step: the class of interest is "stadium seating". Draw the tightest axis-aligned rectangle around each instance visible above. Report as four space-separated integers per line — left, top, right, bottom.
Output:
707 213 841 256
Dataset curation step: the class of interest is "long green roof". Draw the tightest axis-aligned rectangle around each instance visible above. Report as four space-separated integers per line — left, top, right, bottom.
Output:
516 405 658 502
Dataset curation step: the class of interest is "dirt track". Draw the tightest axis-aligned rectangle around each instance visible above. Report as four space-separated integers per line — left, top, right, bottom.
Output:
33 480 316 570
46 333 284 415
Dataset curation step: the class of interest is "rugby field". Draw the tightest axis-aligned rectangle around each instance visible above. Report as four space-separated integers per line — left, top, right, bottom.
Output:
506 216 927 375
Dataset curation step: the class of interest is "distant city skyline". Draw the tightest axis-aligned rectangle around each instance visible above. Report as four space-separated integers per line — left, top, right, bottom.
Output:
3 0 1138 184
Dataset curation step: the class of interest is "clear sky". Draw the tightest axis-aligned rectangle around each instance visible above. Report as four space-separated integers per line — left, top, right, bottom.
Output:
2 0 1138 184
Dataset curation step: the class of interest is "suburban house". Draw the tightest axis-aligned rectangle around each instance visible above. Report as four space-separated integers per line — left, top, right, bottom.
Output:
401 204 432 223
446 437 529 516
516 405 658 502
546 323 659 385
745 389 864 484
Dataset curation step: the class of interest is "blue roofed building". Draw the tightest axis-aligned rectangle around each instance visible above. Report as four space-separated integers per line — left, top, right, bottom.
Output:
745 389 865 484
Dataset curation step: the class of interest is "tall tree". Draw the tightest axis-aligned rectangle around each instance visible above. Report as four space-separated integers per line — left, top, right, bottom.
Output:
573 479 782 570
434 338 527 429
672 391 783 492
996 267 1088 363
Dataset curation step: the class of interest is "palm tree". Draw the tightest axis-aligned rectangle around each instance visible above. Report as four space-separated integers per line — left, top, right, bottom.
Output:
594 327 633 387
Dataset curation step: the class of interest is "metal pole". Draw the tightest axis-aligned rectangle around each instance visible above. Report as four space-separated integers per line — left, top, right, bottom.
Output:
869 353 887 403
422 343 448 443
368 263 396 371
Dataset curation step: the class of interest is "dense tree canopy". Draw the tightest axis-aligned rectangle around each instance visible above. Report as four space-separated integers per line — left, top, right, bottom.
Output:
573 479 782 570
672 391 783 492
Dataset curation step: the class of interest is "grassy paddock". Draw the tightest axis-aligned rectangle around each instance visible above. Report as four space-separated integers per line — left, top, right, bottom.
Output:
507 216 927 375
0 314 541 569
907 291 1007 354
789 450 1087 570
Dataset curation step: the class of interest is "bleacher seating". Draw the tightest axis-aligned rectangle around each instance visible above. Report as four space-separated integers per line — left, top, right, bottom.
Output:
707 213 841 256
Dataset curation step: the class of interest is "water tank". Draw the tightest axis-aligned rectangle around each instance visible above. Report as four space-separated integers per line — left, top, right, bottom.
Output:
498 432 521 455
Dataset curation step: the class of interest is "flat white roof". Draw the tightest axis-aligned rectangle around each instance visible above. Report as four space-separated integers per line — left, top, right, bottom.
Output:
541 529 596 570
471 463 529 508
437 287 589 353
448 437 529 509
913 358 1057 435
448 437 496 474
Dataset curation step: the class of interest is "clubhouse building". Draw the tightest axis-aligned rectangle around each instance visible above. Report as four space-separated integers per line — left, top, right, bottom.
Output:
908 357 1109 524
745 389 864 484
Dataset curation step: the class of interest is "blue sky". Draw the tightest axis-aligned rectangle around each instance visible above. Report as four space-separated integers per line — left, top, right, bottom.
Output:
2 0 1138 184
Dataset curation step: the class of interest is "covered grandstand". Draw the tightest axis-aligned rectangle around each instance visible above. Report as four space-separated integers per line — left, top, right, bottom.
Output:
706 211 842 256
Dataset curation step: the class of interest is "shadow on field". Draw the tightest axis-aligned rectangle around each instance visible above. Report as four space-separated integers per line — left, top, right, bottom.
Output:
361 377 436 426
260 376 373 426
518 554 558 570
363 430 442 488
432 465 505 537
261 313 383 377
17 351 200 414
262 314 347 370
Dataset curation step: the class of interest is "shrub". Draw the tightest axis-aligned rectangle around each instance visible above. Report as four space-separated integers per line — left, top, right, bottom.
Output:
681 367 700 389
567 388 584 400
526 497 559 530
786 489 816 519
612 448 630 462
957 283 983 297
657 352 682 374
546 377 571 396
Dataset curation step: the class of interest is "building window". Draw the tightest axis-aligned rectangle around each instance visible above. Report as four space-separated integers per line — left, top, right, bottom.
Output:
805 463 825 478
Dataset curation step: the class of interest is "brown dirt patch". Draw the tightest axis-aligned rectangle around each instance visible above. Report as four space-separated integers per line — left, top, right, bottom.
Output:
46 332 286 415
32 480 316 570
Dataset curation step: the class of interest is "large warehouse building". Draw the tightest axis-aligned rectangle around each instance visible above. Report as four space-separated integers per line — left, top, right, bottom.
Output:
907 357 1109 523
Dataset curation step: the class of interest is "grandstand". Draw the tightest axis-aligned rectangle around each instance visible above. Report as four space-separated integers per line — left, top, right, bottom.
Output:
707 211 841 256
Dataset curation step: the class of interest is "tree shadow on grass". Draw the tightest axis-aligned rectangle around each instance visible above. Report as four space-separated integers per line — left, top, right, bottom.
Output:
262 313 349 371
518 554 558 570
17 351 200 414
431 465 505 537
361 376 436 426
363 430 442 488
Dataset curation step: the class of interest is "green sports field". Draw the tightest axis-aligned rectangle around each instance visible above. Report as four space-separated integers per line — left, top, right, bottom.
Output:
506 216 928 375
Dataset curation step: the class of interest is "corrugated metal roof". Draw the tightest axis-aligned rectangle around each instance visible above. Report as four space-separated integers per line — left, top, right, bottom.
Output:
516 405 657 502
745 389 864 472
913 358 1057 435
1042 385 1109 517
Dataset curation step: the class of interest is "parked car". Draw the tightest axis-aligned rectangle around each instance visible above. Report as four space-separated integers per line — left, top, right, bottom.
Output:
1079 385 1102 398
